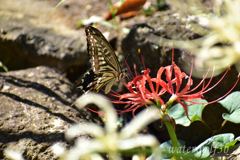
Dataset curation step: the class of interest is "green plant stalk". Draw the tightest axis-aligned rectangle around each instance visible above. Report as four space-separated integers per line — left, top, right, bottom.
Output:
107 0 118 33
164 120 180 160
55 0 65 8
162 102 180 160
215 119 227 135
107 0 125 33
164 101 172 113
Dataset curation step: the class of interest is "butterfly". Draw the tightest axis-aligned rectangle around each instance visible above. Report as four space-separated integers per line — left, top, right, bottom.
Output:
77 26 127 94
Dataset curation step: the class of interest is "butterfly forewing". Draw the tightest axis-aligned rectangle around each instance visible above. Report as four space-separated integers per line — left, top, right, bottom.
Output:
86 27 121 72
78 26 126 94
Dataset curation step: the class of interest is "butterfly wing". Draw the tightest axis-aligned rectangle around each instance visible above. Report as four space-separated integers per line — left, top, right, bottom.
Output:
77 69 97 93
85 26 122 73
78 26 125 94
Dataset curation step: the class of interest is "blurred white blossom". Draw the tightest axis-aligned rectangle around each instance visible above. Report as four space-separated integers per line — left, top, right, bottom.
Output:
52 93 161 160
149 0 240 77
194 0 240 73
175 0 240 77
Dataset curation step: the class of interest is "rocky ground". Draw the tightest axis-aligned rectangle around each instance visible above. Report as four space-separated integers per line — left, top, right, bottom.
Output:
1 0 240 159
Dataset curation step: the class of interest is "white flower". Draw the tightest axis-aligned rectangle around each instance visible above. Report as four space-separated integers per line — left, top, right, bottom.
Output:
52 93 161 160
185 0 240 76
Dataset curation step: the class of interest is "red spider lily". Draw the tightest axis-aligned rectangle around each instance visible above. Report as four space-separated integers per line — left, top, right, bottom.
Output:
110 68 165 115
109 49 239 119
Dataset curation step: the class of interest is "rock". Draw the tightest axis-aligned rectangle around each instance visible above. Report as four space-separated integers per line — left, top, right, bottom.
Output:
0 0 87 79
0 66 99 159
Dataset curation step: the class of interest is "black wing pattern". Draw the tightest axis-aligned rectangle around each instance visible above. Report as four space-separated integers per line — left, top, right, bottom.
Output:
77 26 126 94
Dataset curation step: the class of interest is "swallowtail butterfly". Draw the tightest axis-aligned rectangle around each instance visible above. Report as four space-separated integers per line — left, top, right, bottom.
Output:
77 26 127 94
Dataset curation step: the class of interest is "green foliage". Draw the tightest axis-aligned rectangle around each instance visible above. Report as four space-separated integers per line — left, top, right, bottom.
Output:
141 7 154 16
150 133 240 160
142 0 167 16
154 139 185 159
152 0 167 10
218 91 240 123
0 61 8 72
76 0 126 33
168 99 207 126
191 133 239 158
164 92 240 159
169 91 240 127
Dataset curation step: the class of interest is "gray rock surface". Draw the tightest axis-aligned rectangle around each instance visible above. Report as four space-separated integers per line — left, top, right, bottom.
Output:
0 66 97 159
0 0 87 73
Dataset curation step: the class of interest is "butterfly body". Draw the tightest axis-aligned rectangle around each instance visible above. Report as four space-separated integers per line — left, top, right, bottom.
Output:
77 26 127 94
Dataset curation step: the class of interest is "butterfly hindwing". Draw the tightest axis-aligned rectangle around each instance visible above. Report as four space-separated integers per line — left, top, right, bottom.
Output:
77 69 97 93
78 26 126 94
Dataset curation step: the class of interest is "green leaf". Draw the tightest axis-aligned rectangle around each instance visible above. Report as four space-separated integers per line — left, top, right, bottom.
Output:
0 61 8 72
160 139 186 151
192 133 235 158
150 139 215 160
149 134 238 160
222 139 238 149
168 99 207 126
212 133 234 149
149 139 185 160
218 91 240 123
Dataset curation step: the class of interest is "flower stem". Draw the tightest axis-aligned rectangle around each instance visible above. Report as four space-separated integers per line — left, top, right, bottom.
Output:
164 120 180 160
